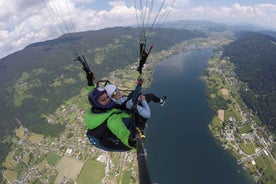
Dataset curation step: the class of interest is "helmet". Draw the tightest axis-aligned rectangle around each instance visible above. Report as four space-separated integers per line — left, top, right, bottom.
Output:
104 84 117 98
88 87 115 109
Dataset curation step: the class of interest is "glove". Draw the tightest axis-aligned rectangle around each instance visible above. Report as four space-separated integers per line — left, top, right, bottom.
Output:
86 72 94 86
137 78 143 85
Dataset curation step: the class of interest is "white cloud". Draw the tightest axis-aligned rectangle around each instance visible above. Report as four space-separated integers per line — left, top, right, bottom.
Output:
169 3 276 29
98 5 136 25
0 1 276 59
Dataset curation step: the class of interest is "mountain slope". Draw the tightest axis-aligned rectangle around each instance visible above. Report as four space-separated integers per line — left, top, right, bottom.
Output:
0 26 207 166
223 32 276 131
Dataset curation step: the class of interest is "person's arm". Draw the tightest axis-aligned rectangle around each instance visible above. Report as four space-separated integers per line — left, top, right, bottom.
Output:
137 99 151 118
106 114 133 148
126 98 151 118
86 71 94 86
86 71 95 93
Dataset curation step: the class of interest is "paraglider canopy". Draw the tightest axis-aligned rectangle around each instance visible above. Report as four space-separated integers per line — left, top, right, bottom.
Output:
1 0 176 59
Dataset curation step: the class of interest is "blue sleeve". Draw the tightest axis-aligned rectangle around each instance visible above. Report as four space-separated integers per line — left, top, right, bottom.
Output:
126 99 151 118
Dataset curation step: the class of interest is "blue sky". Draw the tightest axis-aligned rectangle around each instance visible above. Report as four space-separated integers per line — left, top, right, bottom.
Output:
0 0 275 59
190 0 275 8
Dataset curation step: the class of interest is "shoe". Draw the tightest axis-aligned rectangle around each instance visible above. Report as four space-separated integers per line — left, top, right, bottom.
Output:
159 96 167 106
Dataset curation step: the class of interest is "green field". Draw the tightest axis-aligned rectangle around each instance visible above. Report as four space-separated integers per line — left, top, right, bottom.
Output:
47 152 60 166
77 159 105 184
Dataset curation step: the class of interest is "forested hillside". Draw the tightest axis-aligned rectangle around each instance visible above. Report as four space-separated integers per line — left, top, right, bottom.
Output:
223 32 276 132
0 27 207 166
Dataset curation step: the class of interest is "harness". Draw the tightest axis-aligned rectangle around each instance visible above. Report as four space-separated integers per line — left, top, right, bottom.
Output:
119 93 148 129
86 109 134 151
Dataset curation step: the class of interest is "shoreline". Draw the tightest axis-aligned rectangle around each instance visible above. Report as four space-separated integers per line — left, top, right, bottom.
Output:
5 31 266 183
2 36 224 184
202 52 276 184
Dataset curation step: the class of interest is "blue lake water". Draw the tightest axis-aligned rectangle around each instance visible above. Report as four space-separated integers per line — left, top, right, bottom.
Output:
144 50 255 184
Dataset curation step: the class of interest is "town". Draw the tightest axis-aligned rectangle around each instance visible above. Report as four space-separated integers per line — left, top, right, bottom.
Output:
204 52 276 183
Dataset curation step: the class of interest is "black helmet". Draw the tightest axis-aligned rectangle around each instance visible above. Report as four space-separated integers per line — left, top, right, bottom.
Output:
88 87 115 109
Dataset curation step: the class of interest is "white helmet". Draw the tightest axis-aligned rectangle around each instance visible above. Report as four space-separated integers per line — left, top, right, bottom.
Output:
104 84 117 98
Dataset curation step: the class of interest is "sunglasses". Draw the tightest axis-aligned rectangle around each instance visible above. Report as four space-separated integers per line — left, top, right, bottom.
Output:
112 88 119 97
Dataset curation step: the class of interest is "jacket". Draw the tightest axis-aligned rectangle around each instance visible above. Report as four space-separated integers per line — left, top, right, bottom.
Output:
85 86 135 151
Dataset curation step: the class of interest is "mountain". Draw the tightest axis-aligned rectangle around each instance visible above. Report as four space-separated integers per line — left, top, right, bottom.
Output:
0 26 207 168
162 20 264 33
222 31 276 132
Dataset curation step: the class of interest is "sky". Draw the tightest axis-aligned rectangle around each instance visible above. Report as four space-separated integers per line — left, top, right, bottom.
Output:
0 0 275 59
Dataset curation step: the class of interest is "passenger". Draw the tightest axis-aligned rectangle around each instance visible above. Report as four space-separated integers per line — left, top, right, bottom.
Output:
77 55 166 151
84 72 136 151
104 84 167 128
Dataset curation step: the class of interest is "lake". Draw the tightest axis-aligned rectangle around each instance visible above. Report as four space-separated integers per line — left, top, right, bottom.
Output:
144 49 255 184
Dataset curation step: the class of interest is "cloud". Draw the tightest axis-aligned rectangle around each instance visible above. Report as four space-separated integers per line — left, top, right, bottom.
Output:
95 1 136 26
169 3 276 29
0 1 276 59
